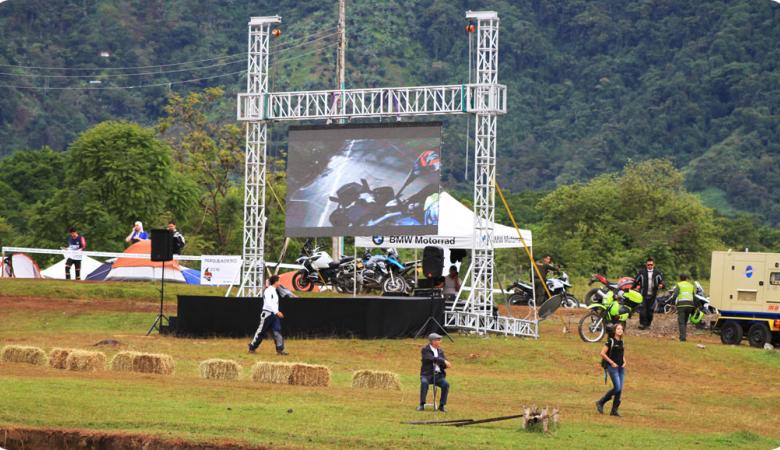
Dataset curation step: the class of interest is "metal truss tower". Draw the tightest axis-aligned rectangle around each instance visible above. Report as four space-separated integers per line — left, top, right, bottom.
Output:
236 11 537 337
236 16 279 297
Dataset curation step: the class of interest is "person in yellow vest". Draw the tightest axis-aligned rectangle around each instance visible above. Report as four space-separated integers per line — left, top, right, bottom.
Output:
669 274 695 342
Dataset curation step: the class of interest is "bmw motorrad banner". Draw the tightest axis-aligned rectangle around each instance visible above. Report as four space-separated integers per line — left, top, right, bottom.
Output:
356 233 526 249
285 122 442 237
200 255 242 286
355 191 533 249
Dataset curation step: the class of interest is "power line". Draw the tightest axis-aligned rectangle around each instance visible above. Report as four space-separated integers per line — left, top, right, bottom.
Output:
0 29 337 72
0 58 245 79
0 41 339 91
0 70 247 90
0 52 246 72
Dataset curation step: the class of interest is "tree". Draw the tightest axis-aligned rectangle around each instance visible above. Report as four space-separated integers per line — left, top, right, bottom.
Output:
158 87 244 254
535 159 721 278
29 121 197 251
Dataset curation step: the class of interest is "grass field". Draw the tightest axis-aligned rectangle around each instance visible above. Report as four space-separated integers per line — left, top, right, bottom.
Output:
0 279 778 449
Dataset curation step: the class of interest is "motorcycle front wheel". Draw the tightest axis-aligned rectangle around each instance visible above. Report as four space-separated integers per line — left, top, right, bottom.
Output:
562 294 580 308
578 311 606 343
335 277 356 294
663 303 676 314
292 271 315 292
508 293 531 305
383 276 407 295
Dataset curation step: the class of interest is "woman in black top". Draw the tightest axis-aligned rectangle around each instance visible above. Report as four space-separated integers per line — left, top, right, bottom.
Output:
596 323 626 417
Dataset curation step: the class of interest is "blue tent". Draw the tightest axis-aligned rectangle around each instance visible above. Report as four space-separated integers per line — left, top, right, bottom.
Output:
85 262 112 281
181 267 201 285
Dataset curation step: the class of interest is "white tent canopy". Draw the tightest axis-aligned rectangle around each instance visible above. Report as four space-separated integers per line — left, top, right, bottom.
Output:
355 191 532 249
41 255 103 280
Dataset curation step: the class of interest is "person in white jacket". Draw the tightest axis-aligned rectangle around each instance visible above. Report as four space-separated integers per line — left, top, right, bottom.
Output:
248 275 288 355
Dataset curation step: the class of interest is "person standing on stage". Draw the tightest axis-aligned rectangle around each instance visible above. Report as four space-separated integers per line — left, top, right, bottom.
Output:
443 265 461 301
63 227 86 280
417 333 452 412
634 257 665 329
248 275 288 355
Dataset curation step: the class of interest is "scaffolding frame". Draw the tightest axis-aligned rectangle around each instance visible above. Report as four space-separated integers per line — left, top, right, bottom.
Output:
236 11 538 337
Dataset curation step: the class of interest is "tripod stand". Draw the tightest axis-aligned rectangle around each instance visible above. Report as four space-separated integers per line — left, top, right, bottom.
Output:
414 275 453 342
146 257 169 335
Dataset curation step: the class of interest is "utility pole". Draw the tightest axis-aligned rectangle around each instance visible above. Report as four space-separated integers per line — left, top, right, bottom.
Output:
332 0 346 260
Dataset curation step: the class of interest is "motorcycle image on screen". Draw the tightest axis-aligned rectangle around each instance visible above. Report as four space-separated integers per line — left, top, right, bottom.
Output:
328 178 438 229
327 149 441 229
292 240 357 293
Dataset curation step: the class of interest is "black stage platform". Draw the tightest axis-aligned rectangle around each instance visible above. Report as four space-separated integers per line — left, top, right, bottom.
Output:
172 295 445 339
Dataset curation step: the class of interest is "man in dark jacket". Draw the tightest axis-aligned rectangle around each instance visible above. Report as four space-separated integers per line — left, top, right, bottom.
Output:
417 333 452 412
534 254 556 301
634 257 665 329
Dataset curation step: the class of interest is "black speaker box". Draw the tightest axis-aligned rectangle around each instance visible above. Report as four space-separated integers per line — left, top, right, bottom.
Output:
422 246 444 279
450 249 467 263
151 229 174 262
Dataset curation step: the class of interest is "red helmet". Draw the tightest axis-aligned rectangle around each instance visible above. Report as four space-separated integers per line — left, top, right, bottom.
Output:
617 277 635 291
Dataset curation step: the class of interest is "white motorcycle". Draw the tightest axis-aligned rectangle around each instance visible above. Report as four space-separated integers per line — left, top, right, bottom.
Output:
545 270 580 309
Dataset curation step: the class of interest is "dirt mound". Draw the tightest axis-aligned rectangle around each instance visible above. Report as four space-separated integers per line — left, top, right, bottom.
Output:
0 427 273 450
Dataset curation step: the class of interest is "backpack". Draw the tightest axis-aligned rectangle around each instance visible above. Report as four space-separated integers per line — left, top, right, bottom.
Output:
601 338 615 369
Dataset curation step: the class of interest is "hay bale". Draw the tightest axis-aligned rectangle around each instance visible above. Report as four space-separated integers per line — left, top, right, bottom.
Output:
49 348 73 369
110 351 139 372
290 363 331 387
351 370 401 390
133 352 175 375
199 359 241 380
0 345 48 366
64 350 106 372
250 361 295 385
110 351 174 375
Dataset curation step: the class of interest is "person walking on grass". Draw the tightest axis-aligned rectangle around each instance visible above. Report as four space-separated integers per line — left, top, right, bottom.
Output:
596 324 626 417
669 273 695 342
248 275 288 356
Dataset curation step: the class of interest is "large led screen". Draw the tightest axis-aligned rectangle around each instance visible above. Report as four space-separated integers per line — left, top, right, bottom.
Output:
285 122 442 237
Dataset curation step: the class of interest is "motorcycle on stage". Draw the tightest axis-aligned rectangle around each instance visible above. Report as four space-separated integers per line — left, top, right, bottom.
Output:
350 248 419 295
292 240 357 293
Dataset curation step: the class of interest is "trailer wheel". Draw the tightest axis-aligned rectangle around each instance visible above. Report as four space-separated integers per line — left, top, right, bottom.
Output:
747 323 771 348
720 320 743 345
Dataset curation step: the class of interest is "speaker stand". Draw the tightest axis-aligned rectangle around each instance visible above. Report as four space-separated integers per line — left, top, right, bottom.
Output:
414 279 453 342
146 261 169 335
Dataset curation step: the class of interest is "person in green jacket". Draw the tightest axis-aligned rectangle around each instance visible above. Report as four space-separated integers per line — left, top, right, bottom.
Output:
669 274 695 342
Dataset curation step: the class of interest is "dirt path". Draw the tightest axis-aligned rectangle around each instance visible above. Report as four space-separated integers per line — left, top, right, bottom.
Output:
0 426 272 450
498 304 719 340
0 296 176 314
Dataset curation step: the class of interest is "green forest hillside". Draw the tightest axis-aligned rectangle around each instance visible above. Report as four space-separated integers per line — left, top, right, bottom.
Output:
1 0 779 226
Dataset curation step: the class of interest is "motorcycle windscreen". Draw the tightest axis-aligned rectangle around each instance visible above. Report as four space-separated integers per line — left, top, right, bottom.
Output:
285 122 442 238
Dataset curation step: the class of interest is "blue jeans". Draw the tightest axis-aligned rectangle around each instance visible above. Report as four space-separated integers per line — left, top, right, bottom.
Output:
601 366 625 404
420 374 449 406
